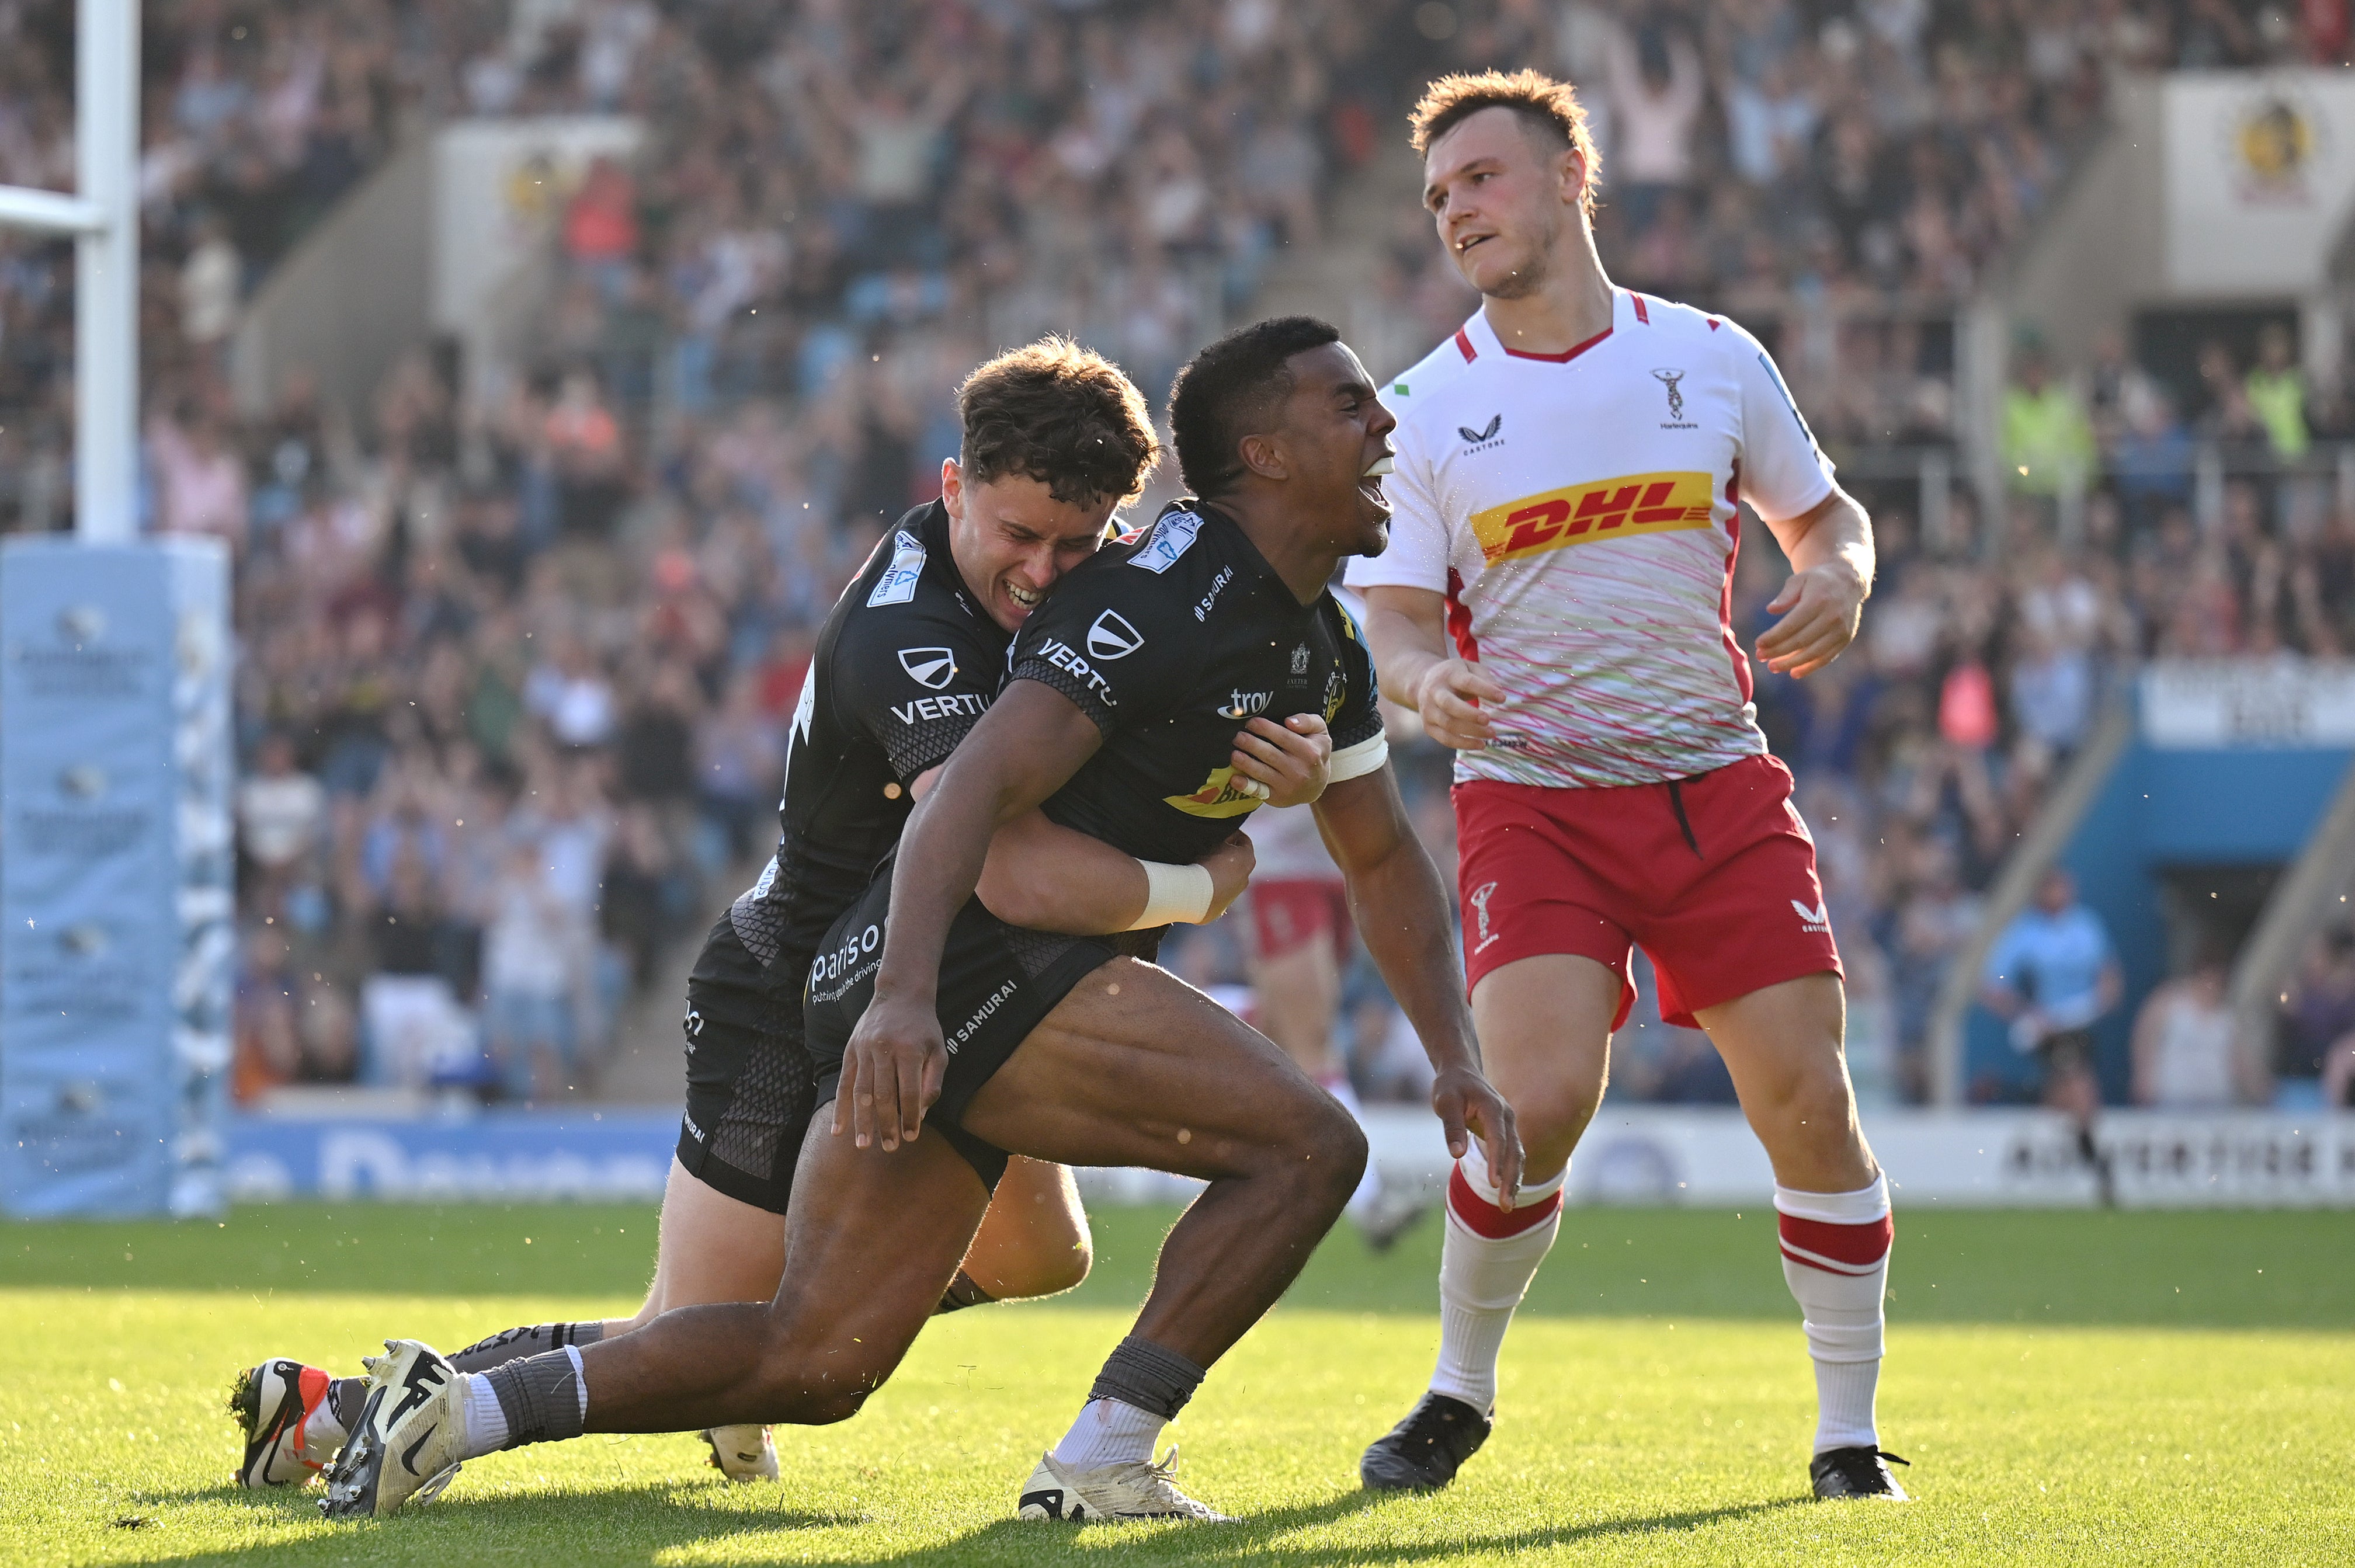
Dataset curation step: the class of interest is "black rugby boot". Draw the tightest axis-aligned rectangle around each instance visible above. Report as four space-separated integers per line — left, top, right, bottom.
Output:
1359 1392 1492 1491
1810 1445 1911 1500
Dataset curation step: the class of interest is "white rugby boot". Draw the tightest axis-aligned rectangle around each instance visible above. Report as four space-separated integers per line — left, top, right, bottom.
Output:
230 1358 340 1487
319 1340 467 1518
1016 1445 1234 1522
700 1424 780 1482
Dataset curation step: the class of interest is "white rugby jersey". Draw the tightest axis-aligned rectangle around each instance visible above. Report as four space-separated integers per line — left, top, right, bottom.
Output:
1346 290 1835 790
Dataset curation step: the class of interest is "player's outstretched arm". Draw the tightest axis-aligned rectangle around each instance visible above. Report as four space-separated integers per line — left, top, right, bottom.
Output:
1757 486 1875 679
972 812 1255 935
840 679 1105 1152
1314 764 1522 1207
955 710 1327 931
1359 585 1505 751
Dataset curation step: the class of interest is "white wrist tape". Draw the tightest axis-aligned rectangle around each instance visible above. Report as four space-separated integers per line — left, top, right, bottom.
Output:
1129 860 1216 929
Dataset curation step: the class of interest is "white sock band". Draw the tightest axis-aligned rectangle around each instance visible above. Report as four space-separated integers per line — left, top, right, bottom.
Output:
461 1372 509 1459
1050 1395 1165 1470
567 1345 588 1422
1457 1136 1568 1209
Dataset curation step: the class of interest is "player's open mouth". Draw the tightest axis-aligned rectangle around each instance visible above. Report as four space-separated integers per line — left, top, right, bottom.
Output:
1357 453 1393 510
1003 580 1042 610
1455 233 1493 256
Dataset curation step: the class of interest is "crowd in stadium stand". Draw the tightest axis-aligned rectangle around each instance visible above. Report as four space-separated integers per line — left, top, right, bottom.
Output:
2 1 2351 1108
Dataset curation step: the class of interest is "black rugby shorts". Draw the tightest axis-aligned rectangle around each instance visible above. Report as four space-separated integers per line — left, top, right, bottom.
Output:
674 911 816 1214
804 875 1131 1190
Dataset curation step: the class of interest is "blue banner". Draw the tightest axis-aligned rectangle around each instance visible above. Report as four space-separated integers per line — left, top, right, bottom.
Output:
223 1111 678 1202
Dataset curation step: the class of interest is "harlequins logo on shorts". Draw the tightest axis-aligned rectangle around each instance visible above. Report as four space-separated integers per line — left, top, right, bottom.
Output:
1468 881 1501 953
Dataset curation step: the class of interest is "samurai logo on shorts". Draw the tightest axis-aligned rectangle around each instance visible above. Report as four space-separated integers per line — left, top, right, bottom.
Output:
1468 880 1502 953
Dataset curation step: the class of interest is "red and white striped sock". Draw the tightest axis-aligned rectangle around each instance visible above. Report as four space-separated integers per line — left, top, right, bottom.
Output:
1427 1141 1567 1411
1774 1175 1892 1454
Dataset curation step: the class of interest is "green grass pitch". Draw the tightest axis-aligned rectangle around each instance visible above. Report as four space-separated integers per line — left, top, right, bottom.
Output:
3 1201 2350 1565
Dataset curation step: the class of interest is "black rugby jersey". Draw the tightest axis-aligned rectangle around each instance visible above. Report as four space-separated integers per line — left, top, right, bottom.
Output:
729 500 1009 983
1008 500 1388 867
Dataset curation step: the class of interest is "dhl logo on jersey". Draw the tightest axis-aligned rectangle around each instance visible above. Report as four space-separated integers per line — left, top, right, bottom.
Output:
1165 766 1270 819
1471 470 1715 565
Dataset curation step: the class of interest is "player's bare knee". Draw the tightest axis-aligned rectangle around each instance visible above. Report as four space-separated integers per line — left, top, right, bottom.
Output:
1511 1083 1602 1170
1296 1095 1368 1206
1761 1065 1857 1150
1031 1236 1092 1296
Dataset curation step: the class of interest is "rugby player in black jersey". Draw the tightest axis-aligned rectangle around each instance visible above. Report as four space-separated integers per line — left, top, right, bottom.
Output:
241 342 1318 1505
322 318 1514 1527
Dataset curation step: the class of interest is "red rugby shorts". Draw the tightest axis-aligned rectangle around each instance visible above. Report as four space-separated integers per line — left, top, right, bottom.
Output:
1249 878 1354 966
1454 753 1840 1028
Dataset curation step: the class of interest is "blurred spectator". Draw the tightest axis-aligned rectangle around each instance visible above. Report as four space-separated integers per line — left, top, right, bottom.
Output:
481 840 583 1102
2246 322 2310 460
237 732 325 904
1605 19 1705 230
150 406 249 550
1981 868 2123 1200
2278 926 2355 1094
696 668 787 863
2130 940 2250 1109
2001 335 2097 503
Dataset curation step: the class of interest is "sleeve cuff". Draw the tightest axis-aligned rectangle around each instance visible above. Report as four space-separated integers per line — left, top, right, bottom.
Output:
1342 555 1446 592
1328 732 1389 783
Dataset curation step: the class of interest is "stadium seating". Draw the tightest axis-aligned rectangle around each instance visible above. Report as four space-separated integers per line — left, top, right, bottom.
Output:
1 0 2347 1108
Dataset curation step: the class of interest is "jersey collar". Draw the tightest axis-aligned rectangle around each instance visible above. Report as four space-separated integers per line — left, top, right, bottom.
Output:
1461 288 1627 366
1194 499 1328 610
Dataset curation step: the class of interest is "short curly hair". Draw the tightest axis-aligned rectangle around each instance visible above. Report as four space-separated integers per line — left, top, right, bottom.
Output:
1409 68 1601 218
1167 316 1342 499
957 338 1159 507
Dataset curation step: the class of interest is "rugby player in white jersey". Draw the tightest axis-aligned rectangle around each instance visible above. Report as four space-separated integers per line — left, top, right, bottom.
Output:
1346 70 1905 1502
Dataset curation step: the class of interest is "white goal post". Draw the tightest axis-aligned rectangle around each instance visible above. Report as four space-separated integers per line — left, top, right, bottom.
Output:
0 0 139 542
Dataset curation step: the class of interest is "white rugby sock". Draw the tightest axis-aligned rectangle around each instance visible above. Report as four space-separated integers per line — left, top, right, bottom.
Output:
1426 1141 1566 1412
1050 1396 1165 1470
299 1402 348 1458
1774 1175 1892 1454
1324 1076 1384 1218
459 1372 508 1459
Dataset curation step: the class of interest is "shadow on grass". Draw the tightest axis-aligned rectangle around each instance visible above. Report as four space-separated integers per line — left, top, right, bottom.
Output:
869 1494 1805 1566
132 1481 1800 1567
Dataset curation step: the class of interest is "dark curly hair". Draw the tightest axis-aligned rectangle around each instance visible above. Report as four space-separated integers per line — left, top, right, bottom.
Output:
957 338 1159 507
1166 315 1342 499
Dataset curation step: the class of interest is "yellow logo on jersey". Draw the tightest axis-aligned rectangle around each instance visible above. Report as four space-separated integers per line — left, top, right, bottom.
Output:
1470 470 1715 565
1165 766 1270 819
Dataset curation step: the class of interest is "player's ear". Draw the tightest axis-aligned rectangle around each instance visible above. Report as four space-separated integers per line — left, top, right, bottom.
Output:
1237 430 1286 482
940 457 964 519
1562 147 1589 213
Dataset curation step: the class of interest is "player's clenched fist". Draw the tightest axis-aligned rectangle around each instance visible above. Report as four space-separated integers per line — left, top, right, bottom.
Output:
1228 712 1332 806
835 991 946 1152
1411 658 1506 751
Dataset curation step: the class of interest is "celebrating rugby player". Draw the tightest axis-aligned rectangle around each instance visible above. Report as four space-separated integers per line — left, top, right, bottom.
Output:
320 317 1517 1525
241 340 1314 1503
